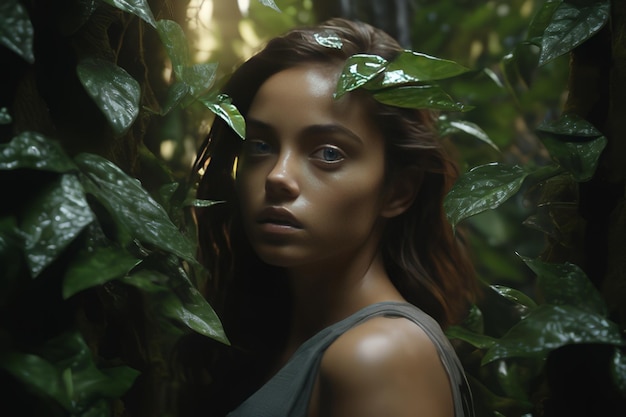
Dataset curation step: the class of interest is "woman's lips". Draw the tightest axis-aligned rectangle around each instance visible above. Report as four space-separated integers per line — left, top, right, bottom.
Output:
256 207 303 231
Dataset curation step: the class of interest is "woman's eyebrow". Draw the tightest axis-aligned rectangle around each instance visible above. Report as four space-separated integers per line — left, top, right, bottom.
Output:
301 124 364 145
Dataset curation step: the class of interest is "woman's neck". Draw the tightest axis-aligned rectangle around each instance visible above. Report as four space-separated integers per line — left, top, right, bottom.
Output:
282 251 405 355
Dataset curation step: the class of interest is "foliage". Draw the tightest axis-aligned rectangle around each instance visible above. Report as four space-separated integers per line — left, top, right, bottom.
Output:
1 0 625 416
331 0 625 415
0 0 265 415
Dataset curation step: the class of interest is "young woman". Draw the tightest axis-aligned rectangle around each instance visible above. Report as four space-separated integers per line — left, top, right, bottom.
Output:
187 18 477 417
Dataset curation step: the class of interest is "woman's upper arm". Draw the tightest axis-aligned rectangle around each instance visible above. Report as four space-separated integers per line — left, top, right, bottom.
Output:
317 317 454 417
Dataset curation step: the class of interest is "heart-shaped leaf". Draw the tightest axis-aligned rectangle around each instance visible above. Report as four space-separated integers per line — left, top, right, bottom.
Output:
156 19 190 79
0 132 77 173
539 1 610 65
373 85 471 112
258 0 281 12
444 163 530 228
381 51 470 86
482 305 624 364
102 0 156 28
75 153 195 262
77 57 141 136
22 174 93 277
63 245 142 299
520 256 607 316
335 54 388 98
0 0 34 63
198 94 246 140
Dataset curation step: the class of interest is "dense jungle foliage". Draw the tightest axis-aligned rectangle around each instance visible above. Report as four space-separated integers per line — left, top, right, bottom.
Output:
0 0 625 416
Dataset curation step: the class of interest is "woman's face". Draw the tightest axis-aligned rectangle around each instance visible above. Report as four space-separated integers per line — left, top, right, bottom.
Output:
236 65 395 271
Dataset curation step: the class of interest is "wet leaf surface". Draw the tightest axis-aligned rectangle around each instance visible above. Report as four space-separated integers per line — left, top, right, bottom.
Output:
102 0 156 27
199 94 246 139
156 19 189 79
335 54 388 98
0 0 34 63
381 51 469 85
0 132 77 173
77 58 140 136
75 153 195 262
373 85 471 111
21 174 93 277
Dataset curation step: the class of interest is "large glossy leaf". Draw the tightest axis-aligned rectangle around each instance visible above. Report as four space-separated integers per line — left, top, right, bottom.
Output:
41 331 140 410
156 19 190 79
161 82 190 115
537 113 602 137
335 54 388 98
77 57 141 136
520 257 607 316
537 133 607 182
183 62 218 97
0 131 77 172
372 85 471 112
22 174 93 277
0 332 139 412
63 245 142 299
380 51 470 86
491 285 537 309
0 350 72 410
526 0 561 44
539 1 610 65
125 270 229 344
446 325 497 349
198 94 246 140
75 153 195 262
482 305 624 364
102 0 156 28
444 163 530 228
0 0 34 63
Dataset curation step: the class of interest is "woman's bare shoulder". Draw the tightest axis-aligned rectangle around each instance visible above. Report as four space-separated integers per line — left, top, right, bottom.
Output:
317 316 454 417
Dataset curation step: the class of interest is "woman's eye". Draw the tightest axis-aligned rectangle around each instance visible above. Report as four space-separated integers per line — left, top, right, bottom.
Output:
245 140 272 155
311 146 345 163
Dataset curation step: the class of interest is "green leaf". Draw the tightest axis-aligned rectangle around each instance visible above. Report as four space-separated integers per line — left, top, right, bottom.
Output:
101 0 156 28
491 285 538 309
313 30 343 49
536 113 608 181
482 305 624 364
156 19 190 79
63 245 142 299
77 57 141 136
182 62 218 97
539 1 610 65
335 54 388 98
380 51 470 86
372 85 471 112
444 163 530 228
0 107 12 124
198 94 246 140
538 113 603 137
0 132 77 172
258 0 281 12
185 199 225 208
125 270 229 344
22 174 94 277
41 332 140 409
0 350 72 410
439 118 499 150
526 0 561 44
161 82 190 115
520 257 607 316
75 153 195 262
611 348 626 394
0 0 34 63
446 325 497 349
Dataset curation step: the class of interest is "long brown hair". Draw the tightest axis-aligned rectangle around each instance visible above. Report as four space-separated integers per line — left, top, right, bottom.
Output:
187 18 477 415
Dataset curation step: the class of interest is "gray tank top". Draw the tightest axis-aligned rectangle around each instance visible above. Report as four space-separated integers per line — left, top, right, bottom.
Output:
227 301 474 417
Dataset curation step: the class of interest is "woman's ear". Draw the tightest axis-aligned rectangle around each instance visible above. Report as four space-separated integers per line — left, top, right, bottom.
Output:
381 168 422 219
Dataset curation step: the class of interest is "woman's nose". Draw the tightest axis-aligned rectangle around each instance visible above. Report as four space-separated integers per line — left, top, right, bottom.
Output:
265 151 300 199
